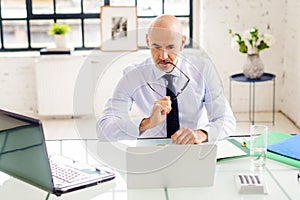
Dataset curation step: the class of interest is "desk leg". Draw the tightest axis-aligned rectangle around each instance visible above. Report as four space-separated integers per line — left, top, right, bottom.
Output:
229 79 232 106
253 83 255 125
273 78 276 125
249 82 255 125
249 83 251 122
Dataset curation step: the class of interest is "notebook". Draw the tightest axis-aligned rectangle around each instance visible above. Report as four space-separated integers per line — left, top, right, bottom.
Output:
0 109 115 196
267 134 300 161
126 140 217 189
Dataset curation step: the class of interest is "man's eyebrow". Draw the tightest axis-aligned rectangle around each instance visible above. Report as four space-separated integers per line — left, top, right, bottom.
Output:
151 43 161 48
151 43 175 48
166 44 175 48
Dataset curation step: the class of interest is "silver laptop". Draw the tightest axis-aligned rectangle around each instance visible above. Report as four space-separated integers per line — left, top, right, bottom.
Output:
0 109 115 196
126 139 217 189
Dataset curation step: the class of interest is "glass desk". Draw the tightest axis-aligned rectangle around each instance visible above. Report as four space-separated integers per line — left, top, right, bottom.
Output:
229 73 276 125
0 139 298 200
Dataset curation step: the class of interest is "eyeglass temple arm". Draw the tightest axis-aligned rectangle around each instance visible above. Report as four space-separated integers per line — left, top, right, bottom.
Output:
177 79 190 95
166 61 190 95
147 82 163 97
166 62 190 81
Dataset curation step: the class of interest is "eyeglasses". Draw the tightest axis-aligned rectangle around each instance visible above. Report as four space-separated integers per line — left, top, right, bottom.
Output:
147 62 190 100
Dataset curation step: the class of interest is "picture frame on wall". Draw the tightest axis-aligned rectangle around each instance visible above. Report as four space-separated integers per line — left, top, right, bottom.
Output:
100 6 138 52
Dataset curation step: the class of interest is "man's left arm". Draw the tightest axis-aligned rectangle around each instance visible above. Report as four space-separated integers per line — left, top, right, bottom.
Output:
201 58 236 142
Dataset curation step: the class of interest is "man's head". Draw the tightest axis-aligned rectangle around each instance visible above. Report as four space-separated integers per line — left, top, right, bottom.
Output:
146 15 186 73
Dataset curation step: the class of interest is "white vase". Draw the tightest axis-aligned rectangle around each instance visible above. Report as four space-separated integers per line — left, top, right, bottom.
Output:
54 35 67 48
243 54 264 79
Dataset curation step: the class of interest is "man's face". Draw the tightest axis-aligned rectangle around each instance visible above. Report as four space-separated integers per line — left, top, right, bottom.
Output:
146 28 186 72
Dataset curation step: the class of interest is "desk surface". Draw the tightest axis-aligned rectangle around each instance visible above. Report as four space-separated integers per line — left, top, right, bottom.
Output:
0 139 298 200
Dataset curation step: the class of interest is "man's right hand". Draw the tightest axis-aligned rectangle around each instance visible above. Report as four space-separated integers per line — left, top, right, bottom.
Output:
139 96 172 132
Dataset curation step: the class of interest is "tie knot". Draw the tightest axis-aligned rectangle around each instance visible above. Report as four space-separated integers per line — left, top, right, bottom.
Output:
163 74 174 83
163 74 176 95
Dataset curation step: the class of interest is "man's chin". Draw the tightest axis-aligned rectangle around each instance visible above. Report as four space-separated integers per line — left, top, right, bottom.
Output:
157 63 173 72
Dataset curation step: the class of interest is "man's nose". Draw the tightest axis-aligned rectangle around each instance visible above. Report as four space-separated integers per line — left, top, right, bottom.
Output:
159 49 168 60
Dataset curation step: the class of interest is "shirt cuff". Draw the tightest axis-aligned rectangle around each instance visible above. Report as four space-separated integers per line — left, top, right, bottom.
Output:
132 117 145 135
199 129 208 142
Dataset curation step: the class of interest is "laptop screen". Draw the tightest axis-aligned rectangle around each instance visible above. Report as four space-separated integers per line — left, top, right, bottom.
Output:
0 109 54 193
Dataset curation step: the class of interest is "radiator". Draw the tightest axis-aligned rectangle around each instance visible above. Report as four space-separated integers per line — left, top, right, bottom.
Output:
35 56 92 117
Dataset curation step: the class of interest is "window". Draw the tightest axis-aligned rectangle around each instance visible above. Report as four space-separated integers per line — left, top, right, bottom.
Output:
0 0 192 51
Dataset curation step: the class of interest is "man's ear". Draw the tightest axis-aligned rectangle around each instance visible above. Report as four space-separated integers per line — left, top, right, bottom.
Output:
146 34 150 48
180 35 186 50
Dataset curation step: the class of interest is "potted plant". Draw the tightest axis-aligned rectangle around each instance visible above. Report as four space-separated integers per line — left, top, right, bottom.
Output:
229 28 275 79
48 23 71 48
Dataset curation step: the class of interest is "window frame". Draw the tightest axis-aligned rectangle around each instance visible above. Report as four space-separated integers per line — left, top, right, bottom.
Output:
0 0 193 52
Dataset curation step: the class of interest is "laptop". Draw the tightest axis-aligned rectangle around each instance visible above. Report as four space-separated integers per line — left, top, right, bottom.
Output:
0 109 115 196
126 139 217 189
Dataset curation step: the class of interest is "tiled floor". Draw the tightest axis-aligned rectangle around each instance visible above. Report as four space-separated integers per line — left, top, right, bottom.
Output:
41 111 300 140
235 111 300 135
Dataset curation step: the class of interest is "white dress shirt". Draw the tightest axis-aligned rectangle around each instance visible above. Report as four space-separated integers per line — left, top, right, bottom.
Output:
97 52 236 141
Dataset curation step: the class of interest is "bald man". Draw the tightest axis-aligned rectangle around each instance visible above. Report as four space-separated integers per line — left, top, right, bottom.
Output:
97 15 236 144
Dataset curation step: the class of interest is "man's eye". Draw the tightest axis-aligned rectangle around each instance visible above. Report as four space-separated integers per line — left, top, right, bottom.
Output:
167 46 175 50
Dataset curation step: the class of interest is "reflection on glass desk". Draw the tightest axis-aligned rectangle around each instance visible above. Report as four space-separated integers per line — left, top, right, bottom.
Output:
0 139 298 200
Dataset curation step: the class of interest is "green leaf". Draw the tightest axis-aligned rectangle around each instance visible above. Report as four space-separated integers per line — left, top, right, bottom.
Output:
239 41 248 53
48 23 71 35
250 28 259 42
257 41 269 51
235 33 242 40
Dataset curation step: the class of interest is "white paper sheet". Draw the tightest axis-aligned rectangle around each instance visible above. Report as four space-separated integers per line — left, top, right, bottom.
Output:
216 139 247 159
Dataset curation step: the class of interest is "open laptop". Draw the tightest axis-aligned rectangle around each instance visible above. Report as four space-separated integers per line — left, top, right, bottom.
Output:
0 109 115 196
126 139 217 189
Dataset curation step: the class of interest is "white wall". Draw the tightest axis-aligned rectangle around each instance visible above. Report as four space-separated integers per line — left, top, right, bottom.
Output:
0 57 37 113
281 0 300 126
0 0 300 127
197 0 300 126
198 0 285 112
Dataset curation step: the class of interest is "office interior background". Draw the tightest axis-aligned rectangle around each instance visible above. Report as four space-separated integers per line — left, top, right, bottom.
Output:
0 0 300 136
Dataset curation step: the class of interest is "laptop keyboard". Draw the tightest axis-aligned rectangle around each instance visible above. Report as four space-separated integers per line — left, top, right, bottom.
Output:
50 160 92 184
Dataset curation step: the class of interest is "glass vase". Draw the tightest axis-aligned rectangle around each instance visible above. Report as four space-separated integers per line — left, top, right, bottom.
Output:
243 54 264 79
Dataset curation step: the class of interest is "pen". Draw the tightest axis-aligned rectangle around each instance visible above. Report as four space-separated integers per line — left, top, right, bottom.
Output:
298 170 300 182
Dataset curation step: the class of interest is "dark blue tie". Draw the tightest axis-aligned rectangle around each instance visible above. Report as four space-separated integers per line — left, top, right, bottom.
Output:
163 74 180 138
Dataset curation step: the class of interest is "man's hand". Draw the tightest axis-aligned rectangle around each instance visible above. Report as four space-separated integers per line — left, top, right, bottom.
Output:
171 128 207 144
139 96 172 132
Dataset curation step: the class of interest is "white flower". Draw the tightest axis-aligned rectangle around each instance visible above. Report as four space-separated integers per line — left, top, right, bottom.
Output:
243 30 252 40
248 46 257 55
231 35 240 49
262 33 275 46
229 27 274 54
